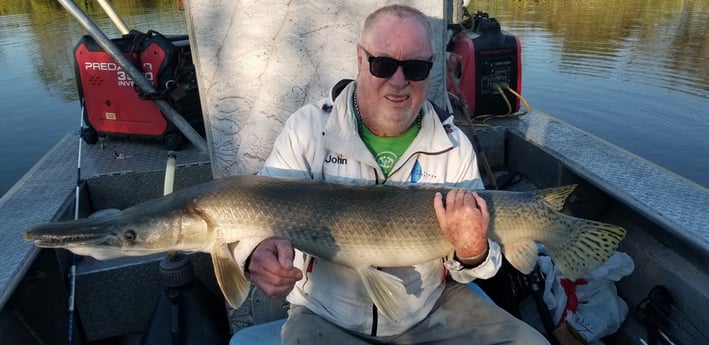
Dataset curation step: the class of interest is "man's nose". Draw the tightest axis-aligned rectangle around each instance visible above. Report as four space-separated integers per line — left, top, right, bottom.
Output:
388 66 408 87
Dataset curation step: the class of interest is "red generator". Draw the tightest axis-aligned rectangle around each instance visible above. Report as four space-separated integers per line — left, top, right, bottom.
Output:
447 11 522 116
73 30 204 150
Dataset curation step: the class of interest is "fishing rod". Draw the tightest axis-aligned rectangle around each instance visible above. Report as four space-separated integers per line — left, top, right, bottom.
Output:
66 99 87 345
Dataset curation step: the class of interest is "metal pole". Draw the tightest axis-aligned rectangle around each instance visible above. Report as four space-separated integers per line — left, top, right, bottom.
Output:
97 0 130 35
57 0 209 152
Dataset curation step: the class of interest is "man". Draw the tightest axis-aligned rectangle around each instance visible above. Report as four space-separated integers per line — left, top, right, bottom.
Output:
231 4 549 344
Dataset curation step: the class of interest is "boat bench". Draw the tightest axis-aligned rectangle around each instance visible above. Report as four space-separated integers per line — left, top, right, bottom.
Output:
230 282 491 344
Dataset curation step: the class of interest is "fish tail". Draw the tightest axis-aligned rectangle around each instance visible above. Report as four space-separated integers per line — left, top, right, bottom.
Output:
546 216 627 279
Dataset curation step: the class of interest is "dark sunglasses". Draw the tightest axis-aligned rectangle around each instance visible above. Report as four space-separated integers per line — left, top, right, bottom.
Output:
361 47 433 81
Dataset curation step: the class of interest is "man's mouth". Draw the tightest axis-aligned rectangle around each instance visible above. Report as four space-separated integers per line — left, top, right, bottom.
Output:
385 95 410 103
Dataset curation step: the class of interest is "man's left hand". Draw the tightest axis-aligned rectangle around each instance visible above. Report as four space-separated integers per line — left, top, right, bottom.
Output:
433 189 490 267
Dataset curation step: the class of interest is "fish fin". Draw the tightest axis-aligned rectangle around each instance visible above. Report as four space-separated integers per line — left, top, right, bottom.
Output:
534 185 577 212
359 266 406 321
546 217 627 280
211 244 251 308
502 239 539 275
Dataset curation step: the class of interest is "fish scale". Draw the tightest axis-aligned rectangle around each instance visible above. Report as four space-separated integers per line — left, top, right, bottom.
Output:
25 174 626 321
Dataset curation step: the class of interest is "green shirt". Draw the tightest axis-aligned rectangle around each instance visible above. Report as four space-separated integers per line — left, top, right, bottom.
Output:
361 124 419 177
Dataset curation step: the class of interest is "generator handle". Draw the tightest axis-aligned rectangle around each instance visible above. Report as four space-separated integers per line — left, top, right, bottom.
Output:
57 0 209 152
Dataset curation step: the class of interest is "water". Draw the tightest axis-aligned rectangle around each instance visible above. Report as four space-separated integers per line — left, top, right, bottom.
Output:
0 0 707 198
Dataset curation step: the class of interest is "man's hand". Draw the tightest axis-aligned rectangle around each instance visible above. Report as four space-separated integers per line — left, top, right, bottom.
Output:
433 189 490 267
247 238 303 298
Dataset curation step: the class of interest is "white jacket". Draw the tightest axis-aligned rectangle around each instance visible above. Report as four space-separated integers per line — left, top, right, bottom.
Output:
233 81 502 336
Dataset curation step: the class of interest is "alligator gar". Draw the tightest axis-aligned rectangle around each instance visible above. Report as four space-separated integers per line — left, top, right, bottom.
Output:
24 174 626 321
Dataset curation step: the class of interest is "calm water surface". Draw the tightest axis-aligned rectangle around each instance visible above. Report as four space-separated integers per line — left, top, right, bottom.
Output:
0 0 707 197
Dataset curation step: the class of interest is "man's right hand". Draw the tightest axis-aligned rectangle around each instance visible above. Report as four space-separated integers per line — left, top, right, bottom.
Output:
247 238 303 298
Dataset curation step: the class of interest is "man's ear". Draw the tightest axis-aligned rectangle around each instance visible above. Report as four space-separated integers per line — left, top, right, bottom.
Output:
356 44 365 67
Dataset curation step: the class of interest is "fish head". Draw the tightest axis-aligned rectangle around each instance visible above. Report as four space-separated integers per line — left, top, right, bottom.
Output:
24 203 211 260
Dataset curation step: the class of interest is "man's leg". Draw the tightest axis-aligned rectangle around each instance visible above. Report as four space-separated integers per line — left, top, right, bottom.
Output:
281 305 372 345
392 281 550 345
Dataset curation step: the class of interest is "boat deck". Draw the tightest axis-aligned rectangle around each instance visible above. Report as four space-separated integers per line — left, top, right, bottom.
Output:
500 111 709 343
0 132 210 310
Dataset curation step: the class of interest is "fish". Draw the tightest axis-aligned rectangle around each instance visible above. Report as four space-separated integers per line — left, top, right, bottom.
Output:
24 174 626 321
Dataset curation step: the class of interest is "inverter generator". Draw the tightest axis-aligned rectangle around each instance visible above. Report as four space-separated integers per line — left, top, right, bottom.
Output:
447 11 522 116
73 30 204 150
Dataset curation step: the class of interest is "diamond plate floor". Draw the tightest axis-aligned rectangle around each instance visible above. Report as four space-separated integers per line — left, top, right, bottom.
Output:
0 133 210 309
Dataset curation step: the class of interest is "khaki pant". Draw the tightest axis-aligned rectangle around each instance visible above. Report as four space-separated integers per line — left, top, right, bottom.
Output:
281 281 550 345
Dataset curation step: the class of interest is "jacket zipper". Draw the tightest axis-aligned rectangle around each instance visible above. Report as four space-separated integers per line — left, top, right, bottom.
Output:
385 147 454 183
370 267 383 336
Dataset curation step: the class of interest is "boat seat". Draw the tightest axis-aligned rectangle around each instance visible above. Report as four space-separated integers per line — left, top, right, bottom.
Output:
229 282 492 344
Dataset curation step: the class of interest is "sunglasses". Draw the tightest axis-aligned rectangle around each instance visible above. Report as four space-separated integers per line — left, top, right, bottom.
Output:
361 47 433 81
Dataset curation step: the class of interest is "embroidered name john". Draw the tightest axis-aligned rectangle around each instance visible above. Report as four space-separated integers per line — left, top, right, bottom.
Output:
324 155 347 165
